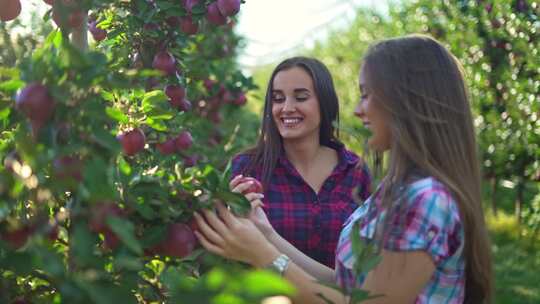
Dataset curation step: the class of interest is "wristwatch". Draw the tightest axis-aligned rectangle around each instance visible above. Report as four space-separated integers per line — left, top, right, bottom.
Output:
265 254 291 276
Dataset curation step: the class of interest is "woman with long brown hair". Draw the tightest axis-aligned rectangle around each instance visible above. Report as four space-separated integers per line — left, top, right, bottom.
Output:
193 35 493 303
230 57 372 270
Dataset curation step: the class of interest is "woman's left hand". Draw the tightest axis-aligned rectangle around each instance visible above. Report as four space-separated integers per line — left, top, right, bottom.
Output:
193 202 280 267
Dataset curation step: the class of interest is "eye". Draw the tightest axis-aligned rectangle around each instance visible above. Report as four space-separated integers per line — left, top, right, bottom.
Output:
271 93 285 103
295 93 309 101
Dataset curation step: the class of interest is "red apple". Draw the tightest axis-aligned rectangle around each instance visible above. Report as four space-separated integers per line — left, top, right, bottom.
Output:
156 138 176 155
53 155 83 184
143 22 159 31
217 0 240 17
117 128 145 156
16 83 55 124
166 16 181 27
180 16 199 35
89 21 107 41
179 99 192 112
152 51 176 75
43 0 53 5
1 226 31 249
0 0 21 22
209 111 222 124
239 176 263 194
233 92 247 106
206 2 227 26
183 155 198 168
175 131 193 150
88 202 124 233
159 223 196 258
165 84 186 101
184 0 200 13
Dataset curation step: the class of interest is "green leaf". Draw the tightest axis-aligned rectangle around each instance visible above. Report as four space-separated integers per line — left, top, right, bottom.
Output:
0 79 24 92
106 107 129 123
141 90 168 113
106 216 143 255
118 156 132 176
241 270 295 296
146 117 168 131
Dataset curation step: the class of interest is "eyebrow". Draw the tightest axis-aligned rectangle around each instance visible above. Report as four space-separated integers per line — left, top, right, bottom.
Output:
271 88 311 93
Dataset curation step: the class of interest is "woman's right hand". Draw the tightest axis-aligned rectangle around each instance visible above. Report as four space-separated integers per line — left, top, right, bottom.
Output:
230 175 275 238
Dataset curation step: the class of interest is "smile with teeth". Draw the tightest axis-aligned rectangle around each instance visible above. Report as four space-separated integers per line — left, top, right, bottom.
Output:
281 117 303 127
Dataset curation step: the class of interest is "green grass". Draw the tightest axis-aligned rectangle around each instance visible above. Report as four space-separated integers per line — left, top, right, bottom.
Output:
484 180 540 304
488 212 540 304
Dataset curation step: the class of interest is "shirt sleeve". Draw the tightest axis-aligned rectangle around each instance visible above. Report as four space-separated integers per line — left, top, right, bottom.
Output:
383 185 463 265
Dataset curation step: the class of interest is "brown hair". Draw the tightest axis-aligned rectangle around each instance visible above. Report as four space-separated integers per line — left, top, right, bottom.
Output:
240 56 341 186
362 35 493 303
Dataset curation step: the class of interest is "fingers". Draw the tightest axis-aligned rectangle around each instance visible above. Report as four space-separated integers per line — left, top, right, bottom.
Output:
193 212 225 246
244 192 265 203
229 174 243 190
194 230 226 256
216 202 239 228
231 180 254 194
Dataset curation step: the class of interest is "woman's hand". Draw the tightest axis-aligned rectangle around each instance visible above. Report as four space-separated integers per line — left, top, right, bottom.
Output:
230 175 275 238
193 202 280 267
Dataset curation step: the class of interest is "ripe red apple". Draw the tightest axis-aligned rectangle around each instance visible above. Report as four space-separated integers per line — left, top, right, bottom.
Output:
178 99 192 112
159 223 196 258
89 21 107 42
209 111 222 124
183 155 198 168
143 22 159 31
166 16 181 27
239 176 263 194
117 128 145 156
53 155 83 184
183 0 200 13
206 2 227 26
0 0 21 22
152 51 176 75
217 0 240 17
180 16 199 35
88 202 124 233
47 225 59 241
16 83 55 124
1 226 31 250
165 84 186 101
156 138 176 155
175 131 193 150
233 92 247 106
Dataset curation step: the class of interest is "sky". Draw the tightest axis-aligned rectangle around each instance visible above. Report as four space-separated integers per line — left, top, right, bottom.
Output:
235 0 386 70
16 0 387 71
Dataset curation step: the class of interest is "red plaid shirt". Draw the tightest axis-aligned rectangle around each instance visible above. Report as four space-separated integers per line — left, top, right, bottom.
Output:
231 142 371 268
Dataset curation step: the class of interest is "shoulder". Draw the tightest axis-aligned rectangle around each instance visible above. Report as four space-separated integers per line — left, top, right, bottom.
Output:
389 176 462 241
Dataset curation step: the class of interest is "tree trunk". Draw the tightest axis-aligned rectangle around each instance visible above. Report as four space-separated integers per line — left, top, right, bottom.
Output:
71 14 88 51
515 176 525 224
491 177 498 217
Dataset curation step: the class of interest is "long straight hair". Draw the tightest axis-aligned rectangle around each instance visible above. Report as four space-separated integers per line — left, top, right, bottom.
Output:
240 57 341 186
362 35 493 303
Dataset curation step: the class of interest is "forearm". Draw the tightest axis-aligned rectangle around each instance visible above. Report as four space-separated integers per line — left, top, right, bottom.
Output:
268 231 335 283
252 246 347 304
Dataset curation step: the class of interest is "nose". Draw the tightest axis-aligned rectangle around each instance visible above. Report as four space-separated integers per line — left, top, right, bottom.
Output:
282 96 296 113
354 101 364 118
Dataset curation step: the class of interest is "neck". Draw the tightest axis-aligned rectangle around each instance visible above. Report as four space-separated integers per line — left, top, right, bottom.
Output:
282 134 323 170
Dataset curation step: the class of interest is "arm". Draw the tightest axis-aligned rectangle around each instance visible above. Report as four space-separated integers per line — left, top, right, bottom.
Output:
231 175 334 282
193 203 348 304
361 250 435 303
267 227 335 283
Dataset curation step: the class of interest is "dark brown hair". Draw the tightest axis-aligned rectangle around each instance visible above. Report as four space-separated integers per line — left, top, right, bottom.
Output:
240 56 341 186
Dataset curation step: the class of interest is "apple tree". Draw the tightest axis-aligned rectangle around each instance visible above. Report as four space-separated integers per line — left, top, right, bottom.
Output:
0 0 293 303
